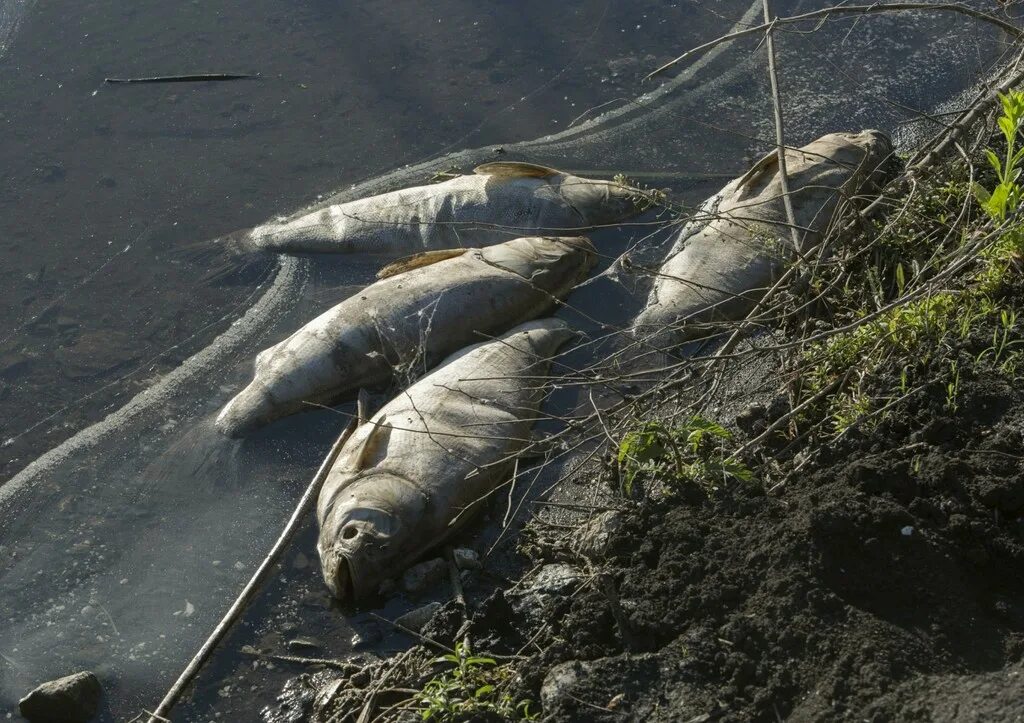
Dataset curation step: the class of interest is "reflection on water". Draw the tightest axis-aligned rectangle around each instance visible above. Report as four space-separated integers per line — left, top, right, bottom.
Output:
0 0 1010 718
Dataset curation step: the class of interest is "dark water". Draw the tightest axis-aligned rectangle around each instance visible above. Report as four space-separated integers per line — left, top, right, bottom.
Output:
0 0 1010 719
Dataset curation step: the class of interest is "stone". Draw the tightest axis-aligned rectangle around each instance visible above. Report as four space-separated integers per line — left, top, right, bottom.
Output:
574 511 623 561
293 552 310 570
513 563 585 612
401 558 446 594
541 660 586 712
350 626 382 650
394 602 442 633
19 670 103 722
287 636 323 653
735 404 767 436
452 548 481 570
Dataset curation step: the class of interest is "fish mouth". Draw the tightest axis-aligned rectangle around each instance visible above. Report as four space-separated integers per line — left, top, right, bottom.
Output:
333 556 354 602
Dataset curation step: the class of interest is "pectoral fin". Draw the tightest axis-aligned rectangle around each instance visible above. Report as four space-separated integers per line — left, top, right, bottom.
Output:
376 249 469 279
473 161 561 179
353 418 393 471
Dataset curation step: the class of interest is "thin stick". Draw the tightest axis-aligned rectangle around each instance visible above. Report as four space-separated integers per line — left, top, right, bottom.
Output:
147 395 365 722
127 712 170 723
239 649 363 671
446 547 472 653
761 6 802 253
368 612 453 653
104 73 258 84
645 3 1022 81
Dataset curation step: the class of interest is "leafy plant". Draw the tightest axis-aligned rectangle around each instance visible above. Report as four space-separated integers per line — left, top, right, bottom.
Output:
617 416 753 497
418 641 536 721
973 90 1024 222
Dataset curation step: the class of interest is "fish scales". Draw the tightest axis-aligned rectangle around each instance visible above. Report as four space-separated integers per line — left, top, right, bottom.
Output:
316 319 574 601
216 237 593 436
244 162 639 255
633 130 898 343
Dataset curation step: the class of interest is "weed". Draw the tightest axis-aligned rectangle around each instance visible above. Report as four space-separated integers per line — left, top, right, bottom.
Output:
427 166 462 184
945 360 960 413
803 291 1011 433
617 416 753 497
612 172 670 212
417 641 536 721
973 90 1024 293
972 90 1024 222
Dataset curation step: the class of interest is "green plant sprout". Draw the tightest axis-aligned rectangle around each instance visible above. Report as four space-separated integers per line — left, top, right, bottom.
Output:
418 641 536 721
973 90 1024 222
617 416 753 497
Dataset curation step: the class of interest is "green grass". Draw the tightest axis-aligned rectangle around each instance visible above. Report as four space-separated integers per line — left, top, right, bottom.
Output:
797 89 1024 435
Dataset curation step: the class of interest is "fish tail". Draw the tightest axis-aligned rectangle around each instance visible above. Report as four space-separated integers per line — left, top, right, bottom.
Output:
169 230 273 287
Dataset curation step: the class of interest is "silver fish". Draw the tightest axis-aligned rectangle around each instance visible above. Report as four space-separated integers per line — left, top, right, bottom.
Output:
216 237 593 436
632 131 897 343
240 162 639 255
316 319 573 601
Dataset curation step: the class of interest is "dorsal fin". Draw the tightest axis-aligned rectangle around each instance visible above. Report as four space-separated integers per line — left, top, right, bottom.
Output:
473 161 561 179
735 150 780 195
376 249 469 279
356 388 373 424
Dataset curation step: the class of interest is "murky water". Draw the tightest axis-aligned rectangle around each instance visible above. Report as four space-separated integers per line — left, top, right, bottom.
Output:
0 0 1012 719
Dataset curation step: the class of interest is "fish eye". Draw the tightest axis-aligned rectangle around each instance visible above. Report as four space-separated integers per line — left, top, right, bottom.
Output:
342 525 359 540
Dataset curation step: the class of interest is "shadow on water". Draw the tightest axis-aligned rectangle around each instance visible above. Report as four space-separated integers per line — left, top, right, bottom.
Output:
0 0 1014 719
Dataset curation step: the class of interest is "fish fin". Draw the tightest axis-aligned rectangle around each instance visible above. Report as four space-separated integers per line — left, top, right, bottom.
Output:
169 232 273 287
354 419 393 470
376 249 469 279
356 388 379 424
473 161 561 179
735 150 780 197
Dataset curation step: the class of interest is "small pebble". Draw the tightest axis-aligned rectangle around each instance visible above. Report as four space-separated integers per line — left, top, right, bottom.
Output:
287 637 323 653
395 602 441 632
452 548 481 570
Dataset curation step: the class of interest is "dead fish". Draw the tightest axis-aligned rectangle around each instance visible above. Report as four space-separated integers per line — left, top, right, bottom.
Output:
215 236 594 436
237 162 640 255
316 318 574 601
632 130 897 343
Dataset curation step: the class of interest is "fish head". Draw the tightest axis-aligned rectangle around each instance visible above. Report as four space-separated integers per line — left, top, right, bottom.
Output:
317 472 427 602
558 174 644 226
804 130 899 197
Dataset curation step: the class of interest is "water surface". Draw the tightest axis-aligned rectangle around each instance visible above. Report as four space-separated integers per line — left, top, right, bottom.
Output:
0 0 1010 719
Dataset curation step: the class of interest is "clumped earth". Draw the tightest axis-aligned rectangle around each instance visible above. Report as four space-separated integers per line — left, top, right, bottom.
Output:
506 369 1024 721
308 361 1024 722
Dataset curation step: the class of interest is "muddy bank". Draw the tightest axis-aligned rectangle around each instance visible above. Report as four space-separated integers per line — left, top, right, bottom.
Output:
295 89 1024 723
297 362 1024 721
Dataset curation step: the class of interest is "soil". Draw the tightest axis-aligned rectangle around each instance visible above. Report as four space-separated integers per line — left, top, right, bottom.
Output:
301 349 1024 723
297 310 1024 723
451 361 1024 722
